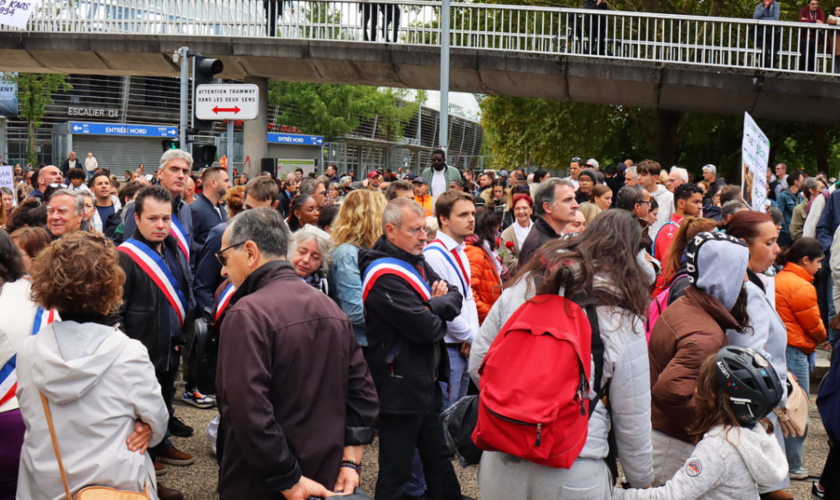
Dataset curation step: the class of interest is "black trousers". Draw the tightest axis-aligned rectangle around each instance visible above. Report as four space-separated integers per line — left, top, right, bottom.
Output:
822 442 840 498
150 352 179 458
362 4 378 41
800 39 819 72
375 395 461 500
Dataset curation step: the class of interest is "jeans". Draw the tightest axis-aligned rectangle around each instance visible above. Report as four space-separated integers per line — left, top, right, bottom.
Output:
439 345 470 411
375 389 462 500
785 346 810 472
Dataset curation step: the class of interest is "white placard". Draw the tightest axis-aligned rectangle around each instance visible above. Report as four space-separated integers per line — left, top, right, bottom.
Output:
0 166 15 207
0 0 40 29
195 84 259 121
741 112 770 212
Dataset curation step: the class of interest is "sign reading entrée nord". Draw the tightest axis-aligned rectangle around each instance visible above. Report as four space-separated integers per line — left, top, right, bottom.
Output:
196 84 259 121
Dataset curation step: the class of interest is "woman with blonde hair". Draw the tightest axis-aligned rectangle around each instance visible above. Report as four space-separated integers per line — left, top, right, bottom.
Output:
330 189 388 348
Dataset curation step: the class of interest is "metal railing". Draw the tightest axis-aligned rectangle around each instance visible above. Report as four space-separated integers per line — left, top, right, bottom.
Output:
5 0 840 76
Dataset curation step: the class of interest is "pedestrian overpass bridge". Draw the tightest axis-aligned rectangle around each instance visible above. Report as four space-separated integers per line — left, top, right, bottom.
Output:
1 0 840 125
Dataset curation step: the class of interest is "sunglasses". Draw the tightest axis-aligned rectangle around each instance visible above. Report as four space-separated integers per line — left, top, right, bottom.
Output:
216 241 246 267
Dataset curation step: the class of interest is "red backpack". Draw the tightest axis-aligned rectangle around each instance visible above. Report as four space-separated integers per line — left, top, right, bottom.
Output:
472 295 606 469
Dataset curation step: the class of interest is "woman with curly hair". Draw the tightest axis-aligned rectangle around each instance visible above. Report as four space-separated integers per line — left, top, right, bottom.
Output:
288 225 334 295
223 185 246 219
330 189 387 348
14 232 169 500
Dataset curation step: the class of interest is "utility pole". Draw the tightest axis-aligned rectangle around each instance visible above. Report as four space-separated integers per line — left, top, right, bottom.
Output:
179 46 189 149
438 0 450 153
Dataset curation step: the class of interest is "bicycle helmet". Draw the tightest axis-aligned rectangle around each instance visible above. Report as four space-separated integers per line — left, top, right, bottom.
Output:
715 346 783 427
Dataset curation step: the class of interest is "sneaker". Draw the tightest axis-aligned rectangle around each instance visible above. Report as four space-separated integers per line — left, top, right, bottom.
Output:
156 446 195 466
790 468 811 480
157 485 184 500
813 481 825 499
168 416 193 438
154 461 167 476
180 389 215 409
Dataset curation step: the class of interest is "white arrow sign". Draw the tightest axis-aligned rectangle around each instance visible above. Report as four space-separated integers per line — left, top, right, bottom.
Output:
195 84 259 121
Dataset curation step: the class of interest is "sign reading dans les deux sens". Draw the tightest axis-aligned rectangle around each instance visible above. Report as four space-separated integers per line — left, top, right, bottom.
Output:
68 107 121 118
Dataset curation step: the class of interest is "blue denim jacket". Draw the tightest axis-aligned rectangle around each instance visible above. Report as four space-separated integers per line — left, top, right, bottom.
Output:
331 243 367 346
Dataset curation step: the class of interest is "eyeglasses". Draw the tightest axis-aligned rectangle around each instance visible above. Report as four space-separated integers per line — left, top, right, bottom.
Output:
571 157 582 162
216 241 246 266
432 158 445 163
402 225 429 236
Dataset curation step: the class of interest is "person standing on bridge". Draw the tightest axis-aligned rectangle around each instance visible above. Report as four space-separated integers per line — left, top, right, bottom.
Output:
754 0 781 68
583 0 609 56
799 0 826 72
359 0 380 41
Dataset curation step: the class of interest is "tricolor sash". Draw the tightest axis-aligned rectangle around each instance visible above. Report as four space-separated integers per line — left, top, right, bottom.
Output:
170 214 190 260
424 240 469 292
215 282 235 322
362 257 431 302
0 307 55 407
118 238 189 327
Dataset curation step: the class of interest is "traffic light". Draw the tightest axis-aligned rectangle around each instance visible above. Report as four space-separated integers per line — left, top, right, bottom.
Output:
161 139 180 152
193 56 224 130
193 144 218 171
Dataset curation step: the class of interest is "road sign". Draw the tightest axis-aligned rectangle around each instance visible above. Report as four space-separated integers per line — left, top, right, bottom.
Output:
267 132 324 146
69 122 178 138
196 84 259 121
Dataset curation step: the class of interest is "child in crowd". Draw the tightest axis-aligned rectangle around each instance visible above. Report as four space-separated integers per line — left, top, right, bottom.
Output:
614 346 788 500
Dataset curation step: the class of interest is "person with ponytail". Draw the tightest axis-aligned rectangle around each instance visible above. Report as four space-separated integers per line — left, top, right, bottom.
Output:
287 193 319 232
723 210 792 500
775 237 826 480
652 217 717 300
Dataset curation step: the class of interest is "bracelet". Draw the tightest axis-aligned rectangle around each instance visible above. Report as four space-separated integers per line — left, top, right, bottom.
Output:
340 463 361 475
340 459 360 467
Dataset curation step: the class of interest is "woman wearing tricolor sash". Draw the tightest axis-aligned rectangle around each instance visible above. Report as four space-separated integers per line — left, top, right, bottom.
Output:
0 231 53 500
15 232 169 500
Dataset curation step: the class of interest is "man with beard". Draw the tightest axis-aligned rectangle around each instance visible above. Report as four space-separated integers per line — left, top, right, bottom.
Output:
191 167 232 263
421 150 461 198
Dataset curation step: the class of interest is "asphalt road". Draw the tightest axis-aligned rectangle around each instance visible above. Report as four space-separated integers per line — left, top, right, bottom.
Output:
162 388 827 500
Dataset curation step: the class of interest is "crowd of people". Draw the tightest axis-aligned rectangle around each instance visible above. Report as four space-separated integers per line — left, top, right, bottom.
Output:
0 147 839 500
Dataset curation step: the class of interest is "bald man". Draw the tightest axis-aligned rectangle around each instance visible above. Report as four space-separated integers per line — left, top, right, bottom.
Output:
30 165 64 200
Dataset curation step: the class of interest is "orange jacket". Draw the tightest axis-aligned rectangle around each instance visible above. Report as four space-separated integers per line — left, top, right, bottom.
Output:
415 195 434 217
775 262 827 354
465 243 502 325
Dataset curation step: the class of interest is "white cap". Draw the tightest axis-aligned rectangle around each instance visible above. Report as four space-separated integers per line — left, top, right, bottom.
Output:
586 158 599 170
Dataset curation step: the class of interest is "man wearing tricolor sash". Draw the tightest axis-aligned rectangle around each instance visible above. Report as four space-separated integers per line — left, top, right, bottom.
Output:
358 197 467 500
114 186 197 489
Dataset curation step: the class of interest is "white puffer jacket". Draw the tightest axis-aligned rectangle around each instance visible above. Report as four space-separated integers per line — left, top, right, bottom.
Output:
470 277 655 487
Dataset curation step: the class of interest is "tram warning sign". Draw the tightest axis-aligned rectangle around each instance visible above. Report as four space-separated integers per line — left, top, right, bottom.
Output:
196 84 259 120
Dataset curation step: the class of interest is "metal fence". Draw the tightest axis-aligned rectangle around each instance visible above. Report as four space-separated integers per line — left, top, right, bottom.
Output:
6 0 840 75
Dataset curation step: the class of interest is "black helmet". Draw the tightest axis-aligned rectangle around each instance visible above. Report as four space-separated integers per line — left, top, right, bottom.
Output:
715 346 783 427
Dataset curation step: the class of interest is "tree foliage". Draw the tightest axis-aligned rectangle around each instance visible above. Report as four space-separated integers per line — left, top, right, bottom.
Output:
4 73 71 166
269 83 420 141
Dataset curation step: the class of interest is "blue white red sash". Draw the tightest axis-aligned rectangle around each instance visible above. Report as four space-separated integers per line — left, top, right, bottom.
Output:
215 282 235 321
118 239 188 327
0 307 55 407
424 240 469 292
170 214 190 260
362 257 431 302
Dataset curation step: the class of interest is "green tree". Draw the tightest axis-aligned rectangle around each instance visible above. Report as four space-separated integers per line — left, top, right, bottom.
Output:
4 73 71 166
269 83 419 141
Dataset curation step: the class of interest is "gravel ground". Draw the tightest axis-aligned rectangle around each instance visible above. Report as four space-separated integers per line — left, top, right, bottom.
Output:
163 388 827 500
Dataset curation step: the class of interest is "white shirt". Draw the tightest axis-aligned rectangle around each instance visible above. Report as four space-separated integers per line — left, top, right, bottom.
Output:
431 169 447 198
67 159 77 169
649 185 674 239
512 219 533 251
423 231 480 344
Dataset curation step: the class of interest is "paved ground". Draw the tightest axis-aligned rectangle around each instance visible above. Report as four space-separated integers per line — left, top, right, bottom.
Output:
163 386 828 500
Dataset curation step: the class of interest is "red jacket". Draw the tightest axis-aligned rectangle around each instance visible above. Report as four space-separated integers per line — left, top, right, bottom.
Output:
653 214 683 262
799 6 826 40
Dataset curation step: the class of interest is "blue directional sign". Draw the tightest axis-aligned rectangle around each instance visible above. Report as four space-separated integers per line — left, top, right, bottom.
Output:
69 122 178 138
267 132 324 146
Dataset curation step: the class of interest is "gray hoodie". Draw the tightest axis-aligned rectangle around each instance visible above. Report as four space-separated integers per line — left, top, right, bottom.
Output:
15 321 168 500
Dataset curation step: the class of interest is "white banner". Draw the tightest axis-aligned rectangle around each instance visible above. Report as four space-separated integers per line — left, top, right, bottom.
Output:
741 112 770 212
0 0 40 29
0 166 15 207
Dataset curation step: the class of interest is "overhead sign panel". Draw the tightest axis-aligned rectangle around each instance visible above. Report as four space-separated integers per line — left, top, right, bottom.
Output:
69 122 178 137
267 132 324 146
196 84 259 120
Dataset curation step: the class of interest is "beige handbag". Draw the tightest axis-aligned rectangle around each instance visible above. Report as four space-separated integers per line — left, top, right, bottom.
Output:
40 393 151 500
783 370 809 437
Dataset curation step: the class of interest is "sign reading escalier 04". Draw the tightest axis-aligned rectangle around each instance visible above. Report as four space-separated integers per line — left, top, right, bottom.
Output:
195 84 260 121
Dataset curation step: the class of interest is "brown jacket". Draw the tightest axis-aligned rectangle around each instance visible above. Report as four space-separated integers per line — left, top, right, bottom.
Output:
648 286 740 443
216 261 378 499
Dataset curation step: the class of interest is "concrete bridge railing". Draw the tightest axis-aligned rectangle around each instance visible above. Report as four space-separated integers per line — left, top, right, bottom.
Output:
5 0 840 76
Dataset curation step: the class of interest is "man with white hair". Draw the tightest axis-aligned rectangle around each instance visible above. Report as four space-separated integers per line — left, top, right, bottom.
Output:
123 149 194 260
702 164 725 192
666 167 689 193
625 166 640 186
45 189 85 239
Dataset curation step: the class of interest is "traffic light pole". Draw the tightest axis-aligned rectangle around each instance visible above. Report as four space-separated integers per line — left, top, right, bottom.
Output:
179 46 189 150
227 120 234 180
